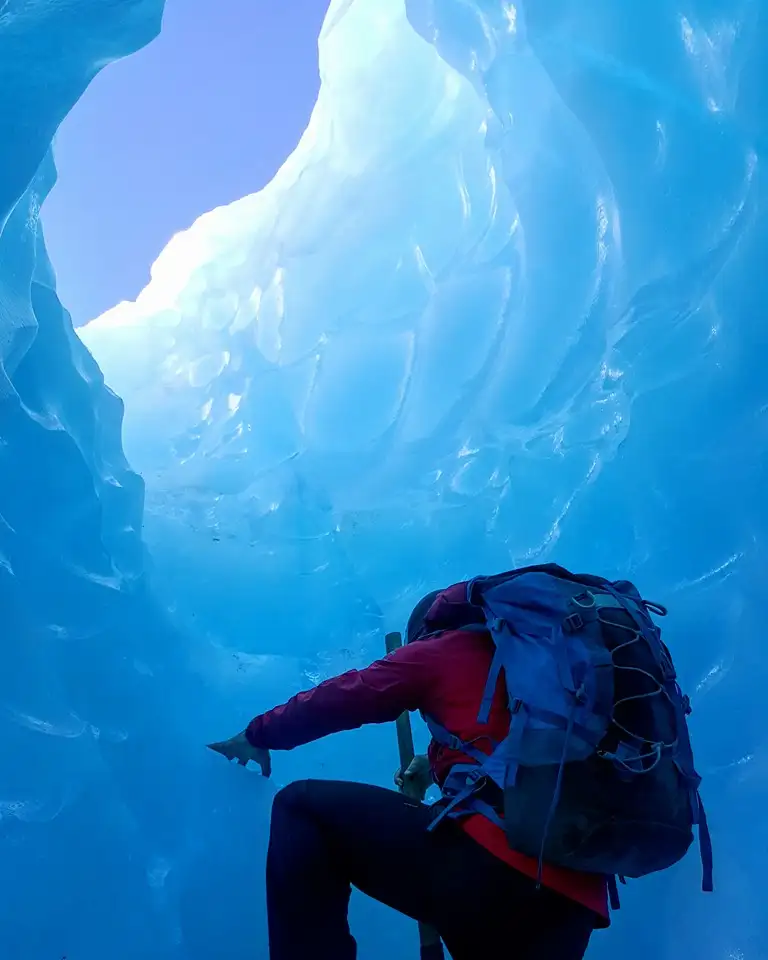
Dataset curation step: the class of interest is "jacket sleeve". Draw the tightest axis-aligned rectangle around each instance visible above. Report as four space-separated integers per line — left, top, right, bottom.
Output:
245 641 433 750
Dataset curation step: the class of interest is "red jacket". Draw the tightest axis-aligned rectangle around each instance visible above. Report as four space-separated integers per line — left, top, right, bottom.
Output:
246 628 609 922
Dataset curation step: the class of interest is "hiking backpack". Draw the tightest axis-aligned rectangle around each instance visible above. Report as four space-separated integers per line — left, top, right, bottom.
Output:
407 563 713 905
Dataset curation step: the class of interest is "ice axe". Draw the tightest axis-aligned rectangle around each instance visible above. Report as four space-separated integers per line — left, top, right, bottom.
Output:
385 631 445 960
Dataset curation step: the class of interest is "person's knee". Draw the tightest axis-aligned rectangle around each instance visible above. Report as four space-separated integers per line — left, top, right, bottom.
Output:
273 778 312 815
272 779 365 831
269 780 326 853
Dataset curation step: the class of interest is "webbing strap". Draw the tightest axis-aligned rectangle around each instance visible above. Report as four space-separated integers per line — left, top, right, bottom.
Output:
502 702 527 787
696 791 714 892
551 626 576 694
607 876 621 910
478 644 504 724
424 715 494 766
523 703 601 749
536 701 576 883
469 798 504 828
424 703 528 793
427 766 485 832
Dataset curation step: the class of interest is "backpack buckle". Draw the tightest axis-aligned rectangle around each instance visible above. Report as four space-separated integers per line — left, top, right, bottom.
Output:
465 768 486 787
563 613 584 634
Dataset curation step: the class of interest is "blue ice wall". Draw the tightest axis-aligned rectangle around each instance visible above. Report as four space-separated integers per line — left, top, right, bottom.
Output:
2 0 767 958
0 3 247 959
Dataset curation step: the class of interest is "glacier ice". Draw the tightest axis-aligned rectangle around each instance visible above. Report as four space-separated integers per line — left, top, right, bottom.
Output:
1 0 767 957
82 0 631 652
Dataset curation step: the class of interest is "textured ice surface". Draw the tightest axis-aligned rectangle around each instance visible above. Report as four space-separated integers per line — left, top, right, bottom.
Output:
82 0 631 662
0 3 224 959
2 0 767 957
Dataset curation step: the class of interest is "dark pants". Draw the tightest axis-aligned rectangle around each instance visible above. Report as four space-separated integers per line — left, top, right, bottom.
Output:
266 779 596 960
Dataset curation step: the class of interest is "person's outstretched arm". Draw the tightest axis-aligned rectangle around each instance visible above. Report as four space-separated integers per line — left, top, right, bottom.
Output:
245 640 433 749
208 640 436 770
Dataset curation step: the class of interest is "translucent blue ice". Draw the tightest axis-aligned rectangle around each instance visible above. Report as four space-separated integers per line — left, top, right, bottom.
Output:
2 0 766 957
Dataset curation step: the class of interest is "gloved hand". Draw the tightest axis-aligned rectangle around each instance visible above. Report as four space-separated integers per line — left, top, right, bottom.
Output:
207 730 272 777
394 754 433 801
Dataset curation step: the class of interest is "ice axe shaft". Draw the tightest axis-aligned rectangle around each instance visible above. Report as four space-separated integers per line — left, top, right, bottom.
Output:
385 632 445 960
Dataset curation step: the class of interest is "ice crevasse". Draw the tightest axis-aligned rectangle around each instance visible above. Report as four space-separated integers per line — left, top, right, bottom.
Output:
2 0 768 958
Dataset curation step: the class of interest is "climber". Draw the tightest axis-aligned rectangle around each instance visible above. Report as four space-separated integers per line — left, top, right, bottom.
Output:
208 564 710 960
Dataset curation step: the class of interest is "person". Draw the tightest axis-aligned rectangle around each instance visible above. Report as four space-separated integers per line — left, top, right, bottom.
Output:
209 586 609 960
